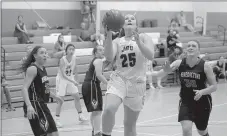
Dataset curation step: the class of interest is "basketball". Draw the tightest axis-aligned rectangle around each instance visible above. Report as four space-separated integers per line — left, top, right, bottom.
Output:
102 9 125 32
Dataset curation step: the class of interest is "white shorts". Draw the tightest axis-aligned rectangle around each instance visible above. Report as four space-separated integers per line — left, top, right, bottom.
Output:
56 76 79 97
106 73 146 111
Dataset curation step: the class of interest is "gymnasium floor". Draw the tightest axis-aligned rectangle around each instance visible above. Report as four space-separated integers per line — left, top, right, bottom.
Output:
1 82 227 136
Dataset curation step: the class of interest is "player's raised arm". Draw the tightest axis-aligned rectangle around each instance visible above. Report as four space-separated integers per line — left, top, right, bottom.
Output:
134 32 154 60
104 28 118 62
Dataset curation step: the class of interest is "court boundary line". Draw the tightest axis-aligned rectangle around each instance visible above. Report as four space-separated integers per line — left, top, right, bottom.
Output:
3 102 227 136
113 130 169 136
137 102 227 125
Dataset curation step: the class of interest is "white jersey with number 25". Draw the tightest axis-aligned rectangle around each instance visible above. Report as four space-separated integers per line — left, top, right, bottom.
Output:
114 36 147 82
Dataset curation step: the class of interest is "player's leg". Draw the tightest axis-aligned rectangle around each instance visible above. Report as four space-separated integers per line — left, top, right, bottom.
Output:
195 96 212 136
92 83 103 135
178 102 194 136
55 78 66 127
123 82 146 136
146 72 155 90
102 93 122 136
28 102 58 136
157 76 164 89
102 74 126 136
69 84 87 121
180 121 193 136
41 103 59 136
55 95 64 127
92 111 102 135
123 104 140 136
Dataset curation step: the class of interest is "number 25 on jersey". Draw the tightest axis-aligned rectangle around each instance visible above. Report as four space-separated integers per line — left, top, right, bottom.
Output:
120 53 136 67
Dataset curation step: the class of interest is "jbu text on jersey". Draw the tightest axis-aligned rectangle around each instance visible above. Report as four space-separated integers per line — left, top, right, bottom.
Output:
122 45 133 53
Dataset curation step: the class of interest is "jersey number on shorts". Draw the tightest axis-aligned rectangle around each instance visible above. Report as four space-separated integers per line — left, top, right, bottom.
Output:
120 53 136 67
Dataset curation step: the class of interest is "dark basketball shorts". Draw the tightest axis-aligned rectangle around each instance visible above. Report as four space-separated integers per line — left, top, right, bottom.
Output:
178 95 212 130
27 101 58 136
82 81 103 112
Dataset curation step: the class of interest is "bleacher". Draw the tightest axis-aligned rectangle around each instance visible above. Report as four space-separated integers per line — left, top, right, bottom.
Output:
2 26 227 108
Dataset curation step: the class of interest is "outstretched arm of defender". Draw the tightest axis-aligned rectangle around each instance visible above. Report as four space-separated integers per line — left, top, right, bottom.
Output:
151 59 182 77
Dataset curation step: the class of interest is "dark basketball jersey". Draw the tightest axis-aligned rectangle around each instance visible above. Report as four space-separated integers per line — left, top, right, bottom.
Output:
28 64 50 103
84 58 101 83
178 58 208 103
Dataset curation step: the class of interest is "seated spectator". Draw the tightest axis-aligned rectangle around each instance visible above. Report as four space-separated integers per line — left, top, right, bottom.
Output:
52 34 67 59
168 18 180 33
14 15 33 44
81 1 95 24
78 22 96 42
213 56 227 82
1 75 15 112
167 29 181 56
177 11 195 32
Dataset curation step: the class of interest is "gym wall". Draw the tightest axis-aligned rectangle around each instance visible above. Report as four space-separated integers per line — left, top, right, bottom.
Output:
1 1 83 34
100 2 227 29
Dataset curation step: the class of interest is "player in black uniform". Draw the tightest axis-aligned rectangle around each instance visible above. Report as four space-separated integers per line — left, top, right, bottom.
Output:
152 40 217 136
82 45 108 136
21 46 59 136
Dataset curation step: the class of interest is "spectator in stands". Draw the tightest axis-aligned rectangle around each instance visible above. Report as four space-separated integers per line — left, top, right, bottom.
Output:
167 29 181 56
14 15 33 44
1 75 15 112
81 1 92 23
177 11 195 32
78 22 96 42
168 18 180 33
168 44 183 63
213 56 227 82
168 44 183 85
52 34 66 59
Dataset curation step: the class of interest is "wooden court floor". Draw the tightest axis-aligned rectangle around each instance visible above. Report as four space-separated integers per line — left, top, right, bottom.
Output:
1 83 227 136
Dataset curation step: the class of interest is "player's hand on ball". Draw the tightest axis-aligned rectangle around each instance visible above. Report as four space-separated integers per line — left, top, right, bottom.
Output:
193 90 203 101
27 105 37 120
104 25 112 38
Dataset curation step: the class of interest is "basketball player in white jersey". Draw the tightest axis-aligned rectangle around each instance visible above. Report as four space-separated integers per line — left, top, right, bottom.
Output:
102 14 154 136
55 44 87 128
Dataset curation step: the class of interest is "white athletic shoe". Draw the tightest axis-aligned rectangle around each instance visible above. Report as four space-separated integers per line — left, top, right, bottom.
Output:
78 114 88 122
149 83 155 90
55 116 63 128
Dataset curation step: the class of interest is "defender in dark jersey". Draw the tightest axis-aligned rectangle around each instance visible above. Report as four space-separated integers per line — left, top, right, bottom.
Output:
152 40 217 136
22 46 58 136
82 45 108 136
